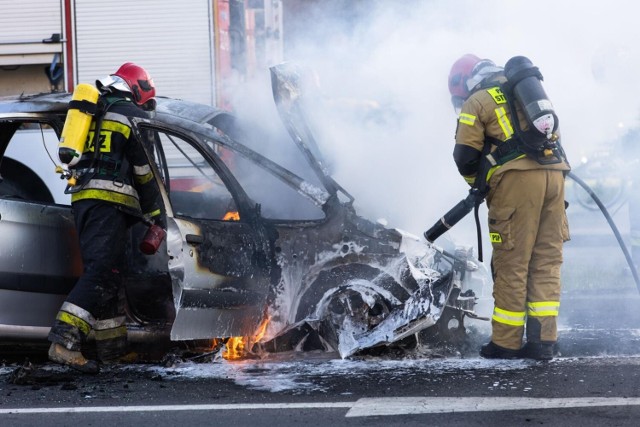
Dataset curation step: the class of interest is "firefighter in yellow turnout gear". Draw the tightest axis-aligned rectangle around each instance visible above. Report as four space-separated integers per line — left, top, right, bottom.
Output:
48 63 165 373
448 54 570 360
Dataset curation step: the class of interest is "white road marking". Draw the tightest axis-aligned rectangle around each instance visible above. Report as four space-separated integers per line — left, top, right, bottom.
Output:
0 402 352 414
2 397 640 417
346 397 640 417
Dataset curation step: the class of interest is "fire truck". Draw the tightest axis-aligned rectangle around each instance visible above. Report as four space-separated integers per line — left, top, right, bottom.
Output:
0 0 285 104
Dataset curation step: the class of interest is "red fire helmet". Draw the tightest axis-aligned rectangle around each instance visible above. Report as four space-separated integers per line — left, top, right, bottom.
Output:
112 62 156 107
448 54 482 109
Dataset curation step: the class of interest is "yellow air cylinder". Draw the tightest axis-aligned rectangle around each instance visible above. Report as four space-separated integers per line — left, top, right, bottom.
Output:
58 83 100 168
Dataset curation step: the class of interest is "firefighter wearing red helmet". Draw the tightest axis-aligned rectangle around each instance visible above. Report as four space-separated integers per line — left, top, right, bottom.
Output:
104 62 157 109
448 54 570 360
48 63 165 373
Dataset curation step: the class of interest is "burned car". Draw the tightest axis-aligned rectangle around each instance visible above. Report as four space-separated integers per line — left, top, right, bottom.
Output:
0 65 486 359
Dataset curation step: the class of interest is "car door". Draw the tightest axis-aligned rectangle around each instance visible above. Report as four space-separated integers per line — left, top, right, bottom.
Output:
136 123 273 340
0 118 80 331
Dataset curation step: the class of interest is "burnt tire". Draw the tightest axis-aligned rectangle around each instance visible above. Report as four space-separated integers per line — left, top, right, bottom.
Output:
295 264 407 323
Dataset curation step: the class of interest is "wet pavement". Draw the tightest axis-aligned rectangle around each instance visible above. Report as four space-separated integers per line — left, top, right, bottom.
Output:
2 208 640 425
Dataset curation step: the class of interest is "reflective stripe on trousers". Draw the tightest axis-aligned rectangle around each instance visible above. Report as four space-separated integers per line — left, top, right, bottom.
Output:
94 316 128 361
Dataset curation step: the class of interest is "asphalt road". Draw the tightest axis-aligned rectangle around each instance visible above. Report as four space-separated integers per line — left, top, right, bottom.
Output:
1 347 640 426
2 208 640 426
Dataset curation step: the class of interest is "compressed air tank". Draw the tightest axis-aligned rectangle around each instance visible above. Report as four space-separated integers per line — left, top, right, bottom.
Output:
504 56 558 139
58 83 100 167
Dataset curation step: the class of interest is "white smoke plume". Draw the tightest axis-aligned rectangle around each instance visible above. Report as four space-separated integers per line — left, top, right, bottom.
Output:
230 0 640 250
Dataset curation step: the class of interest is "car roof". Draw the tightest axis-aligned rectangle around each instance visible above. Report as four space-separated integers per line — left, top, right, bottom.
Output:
0 92 232 128
0 92 71 114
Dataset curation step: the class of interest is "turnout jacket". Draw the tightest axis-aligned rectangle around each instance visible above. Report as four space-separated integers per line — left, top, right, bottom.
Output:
69 95 162 221
453 76 569 187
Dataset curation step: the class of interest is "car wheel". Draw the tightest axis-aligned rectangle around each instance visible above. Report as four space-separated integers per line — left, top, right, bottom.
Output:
295 264 407 322
310 281 394 354
321 283 392 331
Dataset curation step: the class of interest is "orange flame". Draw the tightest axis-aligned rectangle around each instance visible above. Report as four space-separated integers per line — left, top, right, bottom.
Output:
253 315 271 342
223 337 246 360
222 211 240 221
222 315 271 360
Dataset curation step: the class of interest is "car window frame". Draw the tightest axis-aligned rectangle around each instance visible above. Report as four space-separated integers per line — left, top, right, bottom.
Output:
133 116 332 224
134 120 251 223
0 114 68 206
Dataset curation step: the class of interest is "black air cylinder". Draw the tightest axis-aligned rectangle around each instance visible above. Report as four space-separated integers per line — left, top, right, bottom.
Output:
504 56 558 138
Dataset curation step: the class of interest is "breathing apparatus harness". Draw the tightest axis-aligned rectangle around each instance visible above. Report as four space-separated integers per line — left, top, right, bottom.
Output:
63 95 129 194
491 65 565 168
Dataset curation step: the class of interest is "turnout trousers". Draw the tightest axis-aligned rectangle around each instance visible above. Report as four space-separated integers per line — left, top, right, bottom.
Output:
486 169 569 350
48 199 129 361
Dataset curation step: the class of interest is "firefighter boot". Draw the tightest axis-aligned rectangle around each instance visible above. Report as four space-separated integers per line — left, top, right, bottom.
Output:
48 343 100 374
480 341 521 359
520 342 554 361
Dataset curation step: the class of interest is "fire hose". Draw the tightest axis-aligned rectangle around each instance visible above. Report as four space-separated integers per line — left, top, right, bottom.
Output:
424 172 640 293
567 172 640 292
424 187 486 260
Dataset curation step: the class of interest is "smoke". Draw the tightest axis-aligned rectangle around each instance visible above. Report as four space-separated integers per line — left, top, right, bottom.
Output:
229 0 640 249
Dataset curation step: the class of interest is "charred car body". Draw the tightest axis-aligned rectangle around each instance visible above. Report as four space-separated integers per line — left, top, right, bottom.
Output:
0 65 486 359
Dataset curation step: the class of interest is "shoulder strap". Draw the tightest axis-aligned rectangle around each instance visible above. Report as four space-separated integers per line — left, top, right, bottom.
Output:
67 96 121 192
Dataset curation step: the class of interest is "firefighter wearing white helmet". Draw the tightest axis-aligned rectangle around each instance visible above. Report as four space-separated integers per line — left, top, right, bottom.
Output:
48 63 165 373
448 54 570 360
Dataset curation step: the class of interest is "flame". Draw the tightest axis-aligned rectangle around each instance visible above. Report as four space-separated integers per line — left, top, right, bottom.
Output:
222 211 240 221
223 337 246 360
222 315 271 360
253 314 271 342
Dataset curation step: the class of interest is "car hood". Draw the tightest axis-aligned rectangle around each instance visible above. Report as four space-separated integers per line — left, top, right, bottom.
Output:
269 62 351 201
